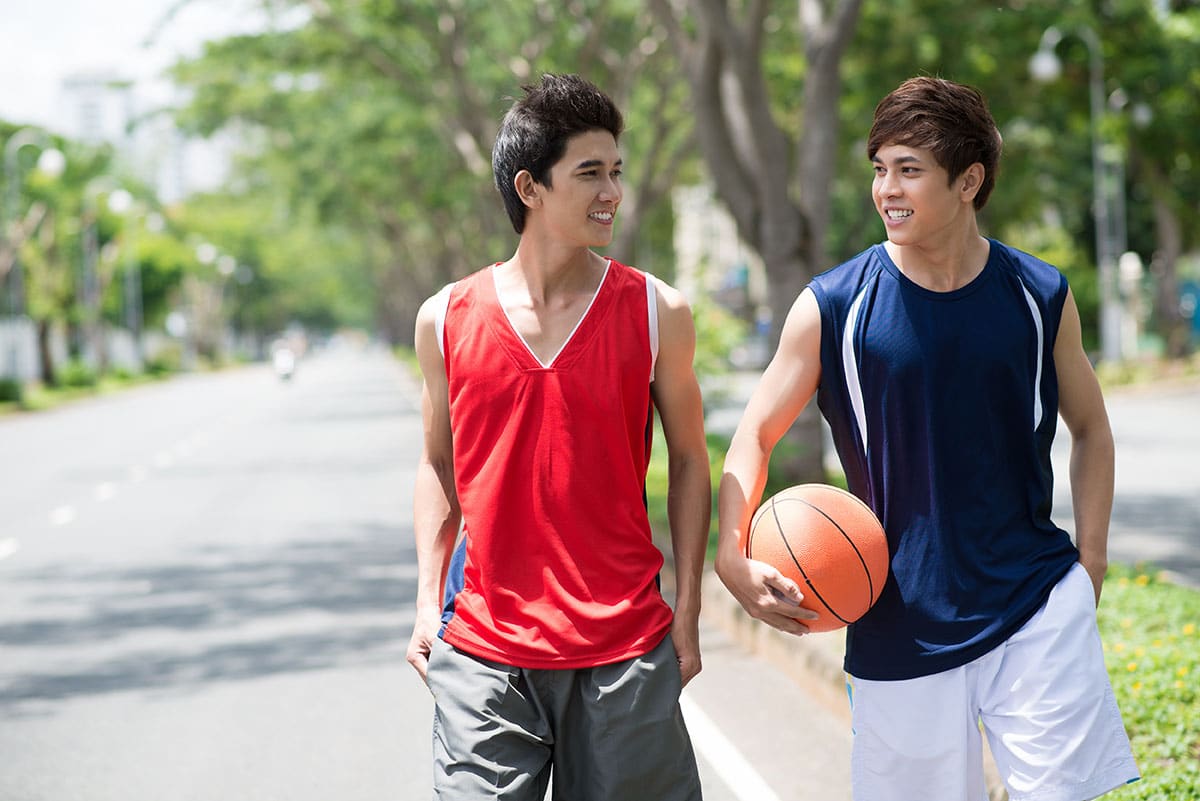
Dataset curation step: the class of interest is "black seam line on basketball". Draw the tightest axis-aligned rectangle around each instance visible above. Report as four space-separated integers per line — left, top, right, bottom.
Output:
793 497 875 606
769 499 852 625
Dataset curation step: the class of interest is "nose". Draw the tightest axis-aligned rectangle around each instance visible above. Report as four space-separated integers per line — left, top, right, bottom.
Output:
599 173 622 203
875 170 900 198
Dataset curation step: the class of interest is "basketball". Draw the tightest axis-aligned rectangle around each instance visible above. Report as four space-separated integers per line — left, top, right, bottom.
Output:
745 484 889 633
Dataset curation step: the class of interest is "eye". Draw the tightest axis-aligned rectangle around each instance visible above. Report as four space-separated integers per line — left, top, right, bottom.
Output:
611 169 623 178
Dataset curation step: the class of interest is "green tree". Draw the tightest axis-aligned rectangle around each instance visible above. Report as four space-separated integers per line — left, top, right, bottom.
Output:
169 0 697 344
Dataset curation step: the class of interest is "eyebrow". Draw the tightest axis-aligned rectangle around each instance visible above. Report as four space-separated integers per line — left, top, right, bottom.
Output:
872 154 923 165
575 158 623 170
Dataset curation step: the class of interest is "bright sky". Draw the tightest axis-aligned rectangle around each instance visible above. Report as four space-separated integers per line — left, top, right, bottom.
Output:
0 0 278 131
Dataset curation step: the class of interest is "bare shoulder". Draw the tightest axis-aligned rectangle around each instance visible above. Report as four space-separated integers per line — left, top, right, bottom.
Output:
646 273 696 336
646 273 690 311
776 287 821 355
414 287 454 375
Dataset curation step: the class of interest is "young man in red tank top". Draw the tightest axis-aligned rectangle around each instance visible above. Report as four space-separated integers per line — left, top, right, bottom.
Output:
406 74 710 801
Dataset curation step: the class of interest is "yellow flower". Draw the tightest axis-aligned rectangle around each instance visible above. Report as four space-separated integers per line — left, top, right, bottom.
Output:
1134 647 1146 658
1184 623 1196 636
1152 639 1163 649
1132 682 1143 692
1178 667 1190 678
1135 574 1150 586
1126 662 1138 672
1118 577 1130 588
1114 642 1127 653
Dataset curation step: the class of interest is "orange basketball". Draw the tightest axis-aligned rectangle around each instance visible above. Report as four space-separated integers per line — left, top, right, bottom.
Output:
745 483 889 633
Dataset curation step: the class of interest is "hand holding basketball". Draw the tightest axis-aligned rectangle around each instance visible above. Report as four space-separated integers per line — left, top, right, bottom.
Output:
715 550 820 636
743 484 889 633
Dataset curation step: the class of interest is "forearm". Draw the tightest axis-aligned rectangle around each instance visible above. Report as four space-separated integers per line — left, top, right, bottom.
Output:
413 459 461 614
1069 425 1115 584
666 451 711 621
715 431 771 572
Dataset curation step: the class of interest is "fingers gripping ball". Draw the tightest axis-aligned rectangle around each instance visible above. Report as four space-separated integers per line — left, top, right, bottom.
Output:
745 484 889 633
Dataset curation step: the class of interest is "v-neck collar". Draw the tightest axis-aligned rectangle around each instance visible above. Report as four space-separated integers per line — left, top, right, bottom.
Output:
491 259 612 369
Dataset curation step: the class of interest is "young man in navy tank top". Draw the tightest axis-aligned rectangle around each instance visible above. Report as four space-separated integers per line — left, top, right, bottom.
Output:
406 74 710 800
717 77 1138 801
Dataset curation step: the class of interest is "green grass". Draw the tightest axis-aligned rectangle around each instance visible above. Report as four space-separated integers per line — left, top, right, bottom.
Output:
647 429 1200 799
1099 564 1200 799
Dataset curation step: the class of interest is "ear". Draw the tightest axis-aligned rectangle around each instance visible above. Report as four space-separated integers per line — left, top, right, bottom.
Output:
959 163 985 204
514 170 541 210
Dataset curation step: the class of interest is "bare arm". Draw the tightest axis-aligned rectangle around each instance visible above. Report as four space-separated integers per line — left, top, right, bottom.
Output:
649 278 711 687
405 295 462 682
1055 289 1115 603
716 289 822 635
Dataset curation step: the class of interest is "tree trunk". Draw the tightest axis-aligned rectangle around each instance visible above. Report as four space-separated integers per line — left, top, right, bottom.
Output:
652 0 864 485
1146 163 1190 359
36 318 56 386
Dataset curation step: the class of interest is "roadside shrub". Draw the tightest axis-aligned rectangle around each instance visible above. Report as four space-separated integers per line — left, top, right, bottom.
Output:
144 345 182 377
0 377 22 403
57 360 98 389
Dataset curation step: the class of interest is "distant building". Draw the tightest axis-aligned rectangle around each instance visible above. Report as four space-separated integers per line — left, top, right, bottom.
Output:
59 71 136 147
56 69 231 203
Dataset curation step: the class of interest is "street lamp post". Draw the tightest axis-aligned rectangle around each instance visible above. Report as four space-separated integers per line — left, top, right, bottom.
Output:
106 188 145 368
1030 26 1125 364
3 129 65 379
80 177 125 371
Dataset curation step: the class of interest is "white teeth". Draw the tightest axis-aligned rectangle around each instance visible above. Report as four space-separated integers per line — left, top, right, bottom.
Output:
887 209 912 220
590 212 613 221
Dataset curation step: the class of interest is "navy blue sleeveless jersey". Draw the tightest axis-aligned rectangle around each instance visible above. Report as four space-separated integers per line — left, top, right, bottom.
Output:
809 240 1080 680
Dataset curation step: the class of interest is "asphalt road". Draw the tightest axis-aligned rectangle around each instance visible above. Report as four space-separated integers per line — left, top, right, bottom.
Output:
0 347 430 800
0 345 852 801
1060 379 1200 587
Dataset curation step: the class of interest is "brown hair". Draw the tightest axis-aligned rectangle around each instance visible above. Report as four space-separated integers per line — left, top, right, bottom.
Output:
867 76 1002 210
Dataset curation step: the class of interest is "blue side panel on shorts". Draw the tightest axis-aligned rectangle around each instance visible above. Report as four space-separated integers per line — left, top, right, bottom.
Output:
439 537 468 637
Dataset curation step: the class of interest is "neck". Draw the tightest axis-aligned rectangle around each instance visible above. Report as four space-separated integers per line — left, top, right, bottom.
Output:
501 238 607 303
886 222 989 293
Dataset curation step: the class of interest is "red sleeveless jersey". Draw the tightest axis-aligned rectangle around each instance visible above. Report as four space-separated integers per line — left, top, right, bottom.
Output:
440 260 673 668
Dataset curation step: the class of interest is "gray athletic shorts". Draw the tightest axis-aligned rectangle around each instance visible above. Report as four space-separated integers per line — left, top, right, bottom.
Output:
427 634 703 801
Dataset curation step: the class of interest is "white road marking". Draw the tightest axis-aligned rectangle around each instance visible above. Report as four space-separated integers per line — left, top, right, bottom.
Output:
680 692 784 801
0 538 19 560
49 506 76 526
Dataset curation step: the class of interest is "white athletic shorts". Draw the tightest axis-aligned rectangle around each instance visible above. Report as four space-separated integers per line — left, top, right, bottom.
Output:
847 563 1140 801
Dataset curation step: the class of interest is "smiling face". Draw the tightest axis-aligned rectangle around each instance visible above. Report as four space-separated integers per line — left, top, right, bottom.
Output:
872 143 980 249
522 129 623 249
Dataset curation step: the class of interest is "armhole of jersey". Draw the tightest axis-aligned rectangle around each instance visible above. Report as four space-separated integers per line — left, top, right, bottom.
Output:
433 283 455 358
644 272 659 383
